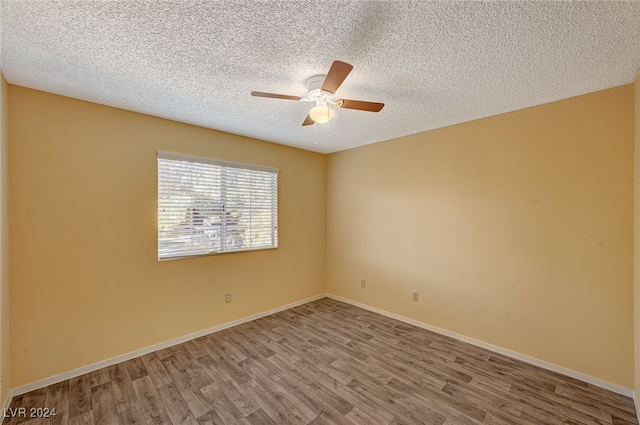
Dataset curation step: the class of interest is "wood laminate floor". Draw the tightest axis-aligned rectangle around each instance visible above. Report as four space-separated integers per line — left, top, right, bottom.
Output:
4 298 638 425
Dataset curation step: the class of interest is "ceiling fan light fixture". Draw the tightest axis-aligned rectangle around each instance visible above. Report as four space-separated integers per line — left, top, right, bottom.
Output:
309 105 334 124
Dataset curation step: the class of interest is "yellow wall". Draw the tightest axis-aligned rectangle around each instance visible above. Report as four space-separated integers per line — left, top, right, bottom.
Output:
8 86 326 387
634 71 640 402
4 81 637 392
0 74 9 403
327 85 635 387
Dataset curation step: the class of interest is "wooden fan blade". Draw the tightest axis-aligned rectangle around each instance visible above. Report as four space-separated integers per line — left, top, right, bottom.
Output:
321 61 353 94
251 91 301 101
338 99 384 112
302 115 315 126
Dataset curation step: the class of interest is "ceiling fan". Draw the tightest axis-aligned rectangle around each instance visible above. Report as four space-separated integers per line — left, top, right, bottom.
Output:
251 61 384 126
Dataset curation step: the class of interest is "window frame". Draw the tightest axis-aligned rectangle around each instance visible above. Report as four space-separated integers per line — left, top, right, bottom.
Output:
157 151 279 261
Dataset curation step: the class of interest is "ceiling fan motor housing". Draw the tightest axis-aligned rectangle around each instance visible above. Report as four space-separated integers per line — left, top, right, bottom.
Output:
304 75 340 106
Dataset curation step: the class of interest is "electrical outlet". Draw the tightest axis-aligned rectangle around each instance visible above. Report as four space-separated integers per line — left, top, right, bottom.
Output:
225 293 232 303
361 280 366 288
412 292 419 302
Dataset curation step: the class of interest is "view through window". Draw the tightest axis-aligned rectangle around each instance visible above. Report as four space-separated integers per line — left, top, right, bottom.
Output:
158 152 278 260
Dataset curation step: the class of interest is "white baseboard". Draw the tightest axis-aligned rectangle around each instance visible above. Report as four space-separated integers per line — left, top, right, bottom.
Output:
2 387 15 413
326 294 634 398
634 392 640 424
6 293 328 400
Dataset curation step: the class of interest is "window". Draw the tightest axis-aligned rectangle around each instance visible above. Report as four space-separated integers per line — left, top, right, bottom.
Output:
158 151 278 260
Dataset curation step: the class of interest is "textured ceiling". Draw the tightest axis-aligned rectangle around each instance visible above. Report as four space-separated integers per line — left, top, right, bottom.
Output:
2 1 640 154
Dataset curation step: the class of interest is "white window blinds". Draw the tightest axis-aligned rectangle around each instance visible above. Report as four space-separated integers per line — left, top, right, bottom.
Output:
158 151 278 260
